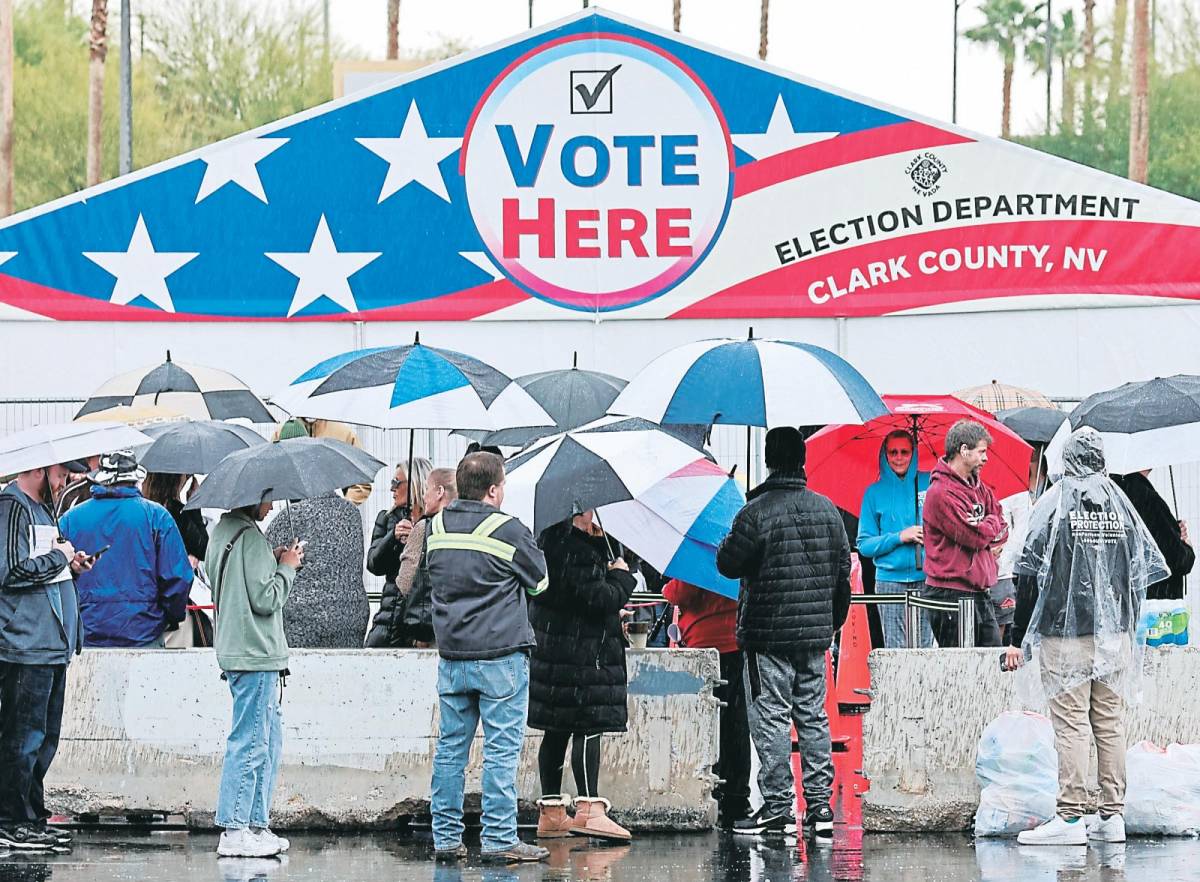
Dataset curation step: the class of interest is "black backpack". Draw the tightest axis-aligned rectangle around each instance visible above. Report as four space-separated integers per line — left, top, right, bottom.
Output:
397 536 435 644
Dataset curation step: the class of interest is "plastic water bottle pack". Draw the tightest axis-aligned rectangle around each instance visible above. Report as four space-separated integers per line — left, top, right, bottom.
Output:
973 711 1058 837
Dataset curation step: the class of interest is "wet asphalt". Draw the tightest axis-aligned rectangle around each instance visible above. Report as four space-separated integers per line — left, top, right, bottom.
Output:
0 828 1196 881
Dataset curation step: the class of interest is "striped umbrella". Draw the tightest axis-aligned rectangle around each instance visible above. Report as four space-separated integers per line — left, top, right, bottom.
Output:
608 336 886 428
502 416 706 537
76 352 272 423
598 458 744 598
275 336 552 432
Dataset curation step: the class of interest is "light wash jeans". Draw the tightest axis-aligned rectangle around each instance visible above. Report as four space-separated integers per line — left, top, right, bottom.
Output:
876 580 933 648
431 652 529 852
215 671 283 829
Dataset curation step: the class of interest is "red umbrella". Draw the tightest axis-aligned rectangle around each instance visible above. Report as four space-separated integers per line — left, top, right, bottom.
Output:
806 394 1034 516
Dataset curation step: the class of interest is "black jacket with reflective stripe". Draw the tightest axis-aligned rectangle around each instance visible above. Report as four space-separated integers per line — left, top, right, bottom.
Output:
427 499 548 660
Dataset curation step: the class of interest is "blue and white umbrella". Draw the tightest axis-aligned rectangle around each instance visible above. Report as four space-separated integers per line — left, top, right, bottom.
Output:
598 458 744 599
608 337 887 428
275 337 553 431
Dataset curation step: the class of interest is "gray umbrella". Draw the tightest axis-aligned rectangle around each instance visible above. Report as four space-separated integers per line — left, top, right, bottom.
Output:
994 407 1068 444
183 438 384 511
139 421 268 474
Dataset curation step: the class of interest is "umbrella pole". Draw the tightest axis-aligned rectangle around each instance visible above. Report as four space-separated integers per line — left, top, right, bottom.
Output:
1170 465 1180 518
286 499 294 540
746 425 752 488
911 416 923 571
407 428 415 517
591 508 618 563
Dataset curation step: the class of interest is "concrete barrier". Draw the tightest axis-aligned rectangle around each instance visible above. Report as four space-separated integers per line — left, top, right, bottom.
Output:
862 647 1200 831
47 648 719 831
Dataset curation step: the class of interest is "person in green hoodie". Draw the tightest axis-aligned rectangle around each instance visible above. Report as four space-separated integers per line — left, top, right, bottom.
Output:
206 501 303 859
857 431 933 648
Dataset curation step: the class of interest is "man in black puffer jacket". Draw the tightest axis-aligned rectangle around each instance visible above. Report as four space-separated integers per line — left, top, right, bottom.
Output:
717 427 851 841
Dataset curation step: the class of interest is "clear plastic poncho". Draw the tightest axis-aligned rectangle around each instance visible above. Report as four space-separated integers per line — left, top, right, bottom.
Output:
1015 427 1169 708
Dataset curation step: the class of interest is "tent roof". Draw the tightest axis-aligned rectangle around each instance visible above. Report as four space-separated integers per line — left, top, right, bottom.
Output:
1 7 1197 322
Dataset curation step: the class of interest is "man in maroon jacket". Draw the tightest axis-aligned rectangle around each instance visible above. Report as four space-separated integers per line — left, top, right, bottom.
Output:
921 419 1009 647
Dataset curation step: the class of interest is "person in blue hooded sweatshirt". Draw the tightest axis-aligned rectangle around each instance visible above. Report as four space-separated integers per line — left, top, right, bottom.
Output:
856 430 933 648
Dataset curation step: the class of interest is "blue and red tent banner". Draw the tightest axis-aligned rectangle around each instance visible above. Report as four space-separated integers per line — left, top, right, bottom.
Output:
2 9 1198 323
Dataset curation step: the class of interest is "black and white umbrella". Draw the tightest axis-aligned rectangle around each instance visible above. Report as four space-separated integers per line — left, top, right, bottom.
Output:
139 421 268 475
1046 375 1200 476
183 438 384 511
76 351 273 423
502 416 709 537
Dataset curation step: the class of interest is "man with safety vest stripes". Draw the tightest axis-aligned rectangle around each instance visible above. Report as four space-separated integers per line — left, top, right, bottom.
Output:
425 451 550 864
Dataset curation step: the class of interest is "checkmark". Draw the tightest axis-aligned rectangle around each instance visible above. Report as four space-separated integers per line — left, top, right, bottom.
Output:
574 64 622 110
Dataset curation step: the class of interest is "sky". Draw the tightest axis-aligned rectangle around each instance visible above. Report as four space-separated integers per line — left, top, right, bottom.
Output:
329 0 1070 139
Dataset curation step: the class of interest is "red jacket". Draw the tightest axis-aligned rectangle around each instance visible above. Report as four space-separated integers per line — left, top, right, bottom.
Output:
662 579 738 654
921 459 1008 593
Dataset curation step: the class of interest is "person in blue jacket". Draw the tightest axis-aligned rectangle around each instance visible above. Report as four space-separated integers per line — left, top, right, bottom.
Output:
856 430 933 648
59 451 193 648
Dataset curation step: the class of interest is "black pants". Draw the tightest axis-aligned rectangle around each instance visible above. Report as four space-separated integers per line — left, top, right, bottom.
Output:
538 731 602 798
713 651 752 820
0 663 66 826
923 587 1001 647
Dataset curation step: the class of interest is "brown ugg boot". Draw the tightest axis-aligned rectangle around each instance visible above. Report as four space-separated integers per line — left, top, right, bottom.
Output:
570 797 632 841
536 795 574 838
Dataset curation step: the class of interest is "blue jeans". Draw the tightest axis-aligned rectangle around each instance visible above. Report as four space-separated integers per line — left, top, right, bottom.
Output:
431 653 529 852
876 580 933 648
216 671 283 829
0 663 66 825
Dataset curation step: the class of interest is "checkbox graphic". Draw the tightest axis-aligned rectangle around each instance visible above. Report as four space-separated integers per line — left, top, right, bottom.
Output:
570 65 621 114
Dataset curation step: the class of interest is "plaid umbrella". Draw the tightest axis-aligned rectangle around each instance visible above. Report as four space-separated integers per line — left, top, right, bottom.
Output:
77 351 272 423
954 380 1055 413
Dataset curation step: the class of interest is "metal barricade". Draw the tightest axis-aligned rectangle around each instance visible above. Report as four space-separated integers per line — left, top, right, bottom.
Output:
858 592 976 648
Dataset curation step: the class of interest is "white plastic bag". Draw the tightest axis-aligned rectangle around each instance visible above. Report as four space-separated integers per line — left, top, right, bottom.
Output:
974 711 1058 837
1124 742 1200 836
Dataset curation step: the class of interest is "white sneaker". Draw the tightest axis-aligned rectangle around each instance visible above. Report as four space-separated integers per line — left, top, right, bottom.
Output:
1017 815 1088 846
1088 814 1126 843
217 828 282 857
251 828 290 853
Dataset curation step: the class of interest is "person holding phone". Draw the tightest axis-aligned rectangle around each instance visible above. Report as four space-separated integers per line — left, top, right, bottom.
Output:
59 451 193 649
207 499 304 858
365 459 432 648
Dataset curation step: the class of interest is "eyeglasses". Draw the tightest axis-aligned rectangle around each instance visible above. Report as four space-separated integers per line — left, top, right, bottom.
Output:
886 448 913 456
390 479 408 491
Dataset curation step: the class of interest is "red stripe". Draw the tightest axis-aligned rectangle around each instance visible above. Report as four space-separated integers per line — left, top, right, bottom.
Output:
732 121 973 199
671 219 1200 319
0 274 529 322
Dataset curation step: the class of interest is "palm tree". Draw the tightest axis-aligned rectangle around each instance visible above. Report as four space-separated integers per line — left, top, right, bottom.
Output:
1128 0 1149 182
87 0 108 188
0 0 12 216
965 0 1039 139
1081 0 1095 136
1107 0 1129 122
386 0 399 60
673 0 681 32
758 0 769 61
1025 9 1081 136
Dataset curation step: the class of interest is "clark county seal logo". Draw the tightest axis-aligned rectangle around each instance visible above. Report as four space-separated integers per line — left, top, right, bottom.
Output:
461 34 734 311
905 152 949 197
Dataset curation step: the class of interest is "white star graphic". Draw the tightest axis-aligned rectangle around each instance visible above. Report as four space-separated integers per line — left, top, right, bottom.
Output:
0 252 15 269
458 251 503 281
356 100 462 203
266 215 381 317
195 137 289 203
731 95 839 161
82 215 198 313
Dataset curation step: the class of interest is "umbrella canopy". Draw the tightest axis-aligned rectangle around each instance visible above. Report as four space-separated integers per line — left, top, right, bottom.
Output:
598 458 744 599
503 416 708 537
275 338 553 431
994 407 1068 445
183 437 384 511
953 380 1055 413
1045 375 1200 475
467 365 628 449
805 395 1034 515
139 420 268 475
608 337 887 428
77 352 272 423
74 405 189 428
0 421 152 475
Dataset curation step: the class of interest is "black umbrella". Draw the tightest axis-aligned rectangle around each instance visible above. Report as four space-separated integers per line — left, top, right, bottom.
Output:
183 438 384 511
994 407 1067 445
457 354 627 449
139 421 268 475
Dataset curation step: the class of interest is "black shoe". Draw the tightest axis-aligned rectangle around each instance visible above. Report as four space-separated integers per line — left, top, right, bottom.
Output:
0 824 59 850
434 843 467 862
731 808 796 836
803 804 834 841
35 824 72 845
